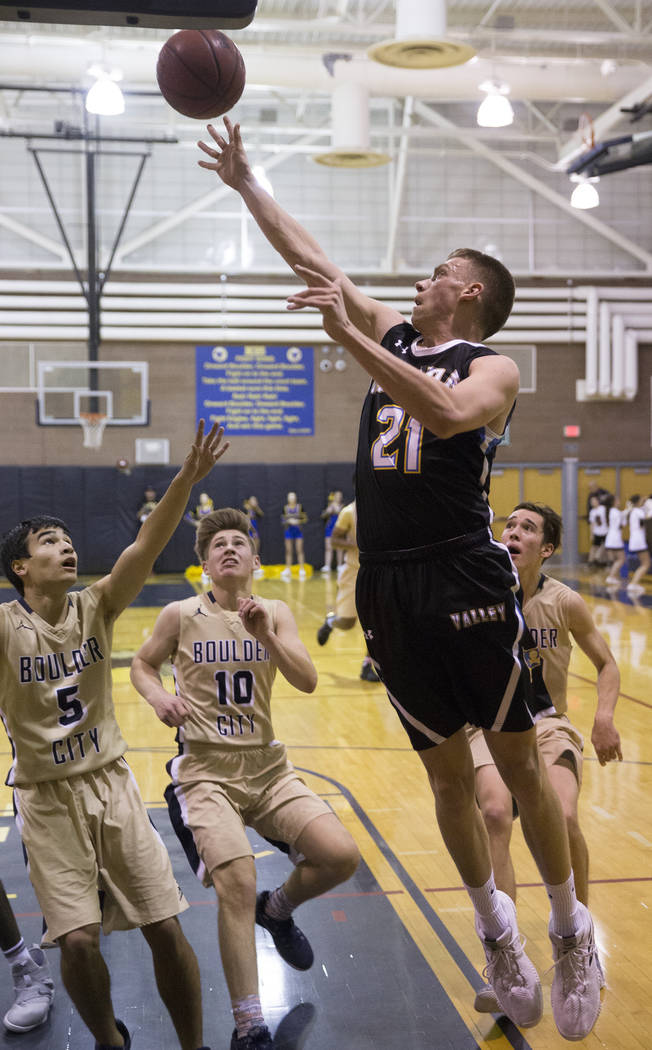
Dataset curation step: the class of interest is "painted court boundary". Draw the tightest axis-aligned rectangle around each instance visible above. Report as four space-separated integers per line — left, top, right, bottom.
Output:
297 765 535 1050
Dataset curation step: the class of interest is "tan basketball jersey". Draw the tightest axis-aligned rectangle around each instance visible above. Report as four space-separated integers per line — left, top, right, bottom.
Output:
0 583 126 786
335 501 359 571
172 592 280 751
522 575 573 715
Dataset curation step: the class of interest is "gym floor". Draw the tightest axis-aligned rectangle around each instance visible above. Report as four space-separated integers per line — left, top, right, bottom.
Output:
0 568 650 1050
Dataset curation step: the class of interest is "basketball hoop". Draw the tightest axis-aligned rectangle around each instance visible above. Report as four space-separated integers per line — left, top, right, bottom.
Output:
79 412 108 449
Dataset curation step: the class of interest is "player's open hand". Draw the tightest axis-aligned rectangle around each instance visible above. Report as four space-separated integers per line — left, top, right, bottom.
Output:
181 420 230 485
197 117 252 189
287 264 353 343
238 595 272 642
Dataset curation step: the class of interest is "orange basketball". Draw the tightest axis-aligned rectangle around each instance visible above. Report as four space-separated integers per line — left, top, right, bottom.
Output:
156 29 246 120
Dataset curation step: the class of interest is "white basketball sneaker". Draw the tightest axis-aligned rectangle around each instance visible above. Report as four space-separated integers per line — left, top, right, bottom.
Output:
475 891 543 1028
4 945 55 1033
280 567 292 580
549 903 603 1040
474 982 501 1013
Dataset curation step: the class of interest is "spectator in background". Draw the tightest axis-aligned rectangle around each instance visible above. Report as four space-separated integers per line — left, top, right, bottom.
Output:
625 495 650 593
320 491 344 574
603 494 625 585
137 486 158 524
587 495 608 567
281 493 307 580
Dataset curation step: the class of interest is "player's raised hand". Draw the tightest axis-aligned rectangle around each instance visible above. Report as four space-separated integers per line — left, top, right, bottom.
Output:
180 420 230 485
197 117 252 189
287 264 353 343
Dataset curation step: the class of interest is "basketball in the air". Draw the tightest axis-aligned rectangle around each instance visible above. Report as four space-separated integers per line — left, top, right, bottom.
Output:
156 29 246 120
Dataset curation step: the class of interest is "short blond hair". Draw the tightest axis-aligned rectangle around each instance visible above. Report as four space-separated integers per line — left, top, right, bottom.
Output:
195 508 255 562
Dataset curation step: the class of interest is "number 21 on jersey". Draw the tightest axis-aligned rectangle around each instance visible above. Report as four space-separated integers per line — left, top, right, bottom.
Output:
371 404 423 473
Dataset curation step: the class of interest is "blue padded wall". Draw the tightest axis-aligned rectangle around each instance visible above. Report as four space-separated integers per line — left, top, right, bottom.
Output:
0 463 355 579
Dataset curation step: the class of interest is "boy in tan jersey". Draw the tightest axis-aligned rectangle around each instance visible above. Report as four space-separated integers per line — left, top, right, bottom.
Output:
130 508 360 1050
0 421 228 1050
316 500 380 681
468 502 622 1014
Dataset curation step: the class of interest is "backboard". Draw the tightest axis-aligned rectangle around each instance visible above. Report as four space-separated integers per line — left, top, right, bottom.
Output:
36 359 149 426
0 1 257 28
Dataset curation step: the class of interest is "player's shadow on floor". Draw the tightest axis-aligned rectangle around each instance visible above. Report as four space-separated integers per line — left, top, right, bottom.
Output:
274 1002 316 1049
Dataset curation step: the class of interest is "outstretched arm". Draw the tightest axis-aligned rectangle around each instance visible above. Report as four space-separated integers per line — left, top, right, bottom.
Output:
97 421 229 619
130 603 192 728
568 592 622 765
197 117 401 342
237 596 317 693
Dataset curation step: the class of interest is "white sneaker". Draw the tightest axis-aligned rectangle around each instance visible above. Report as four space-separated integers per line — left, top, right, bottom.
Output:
474 982 501 1013
475 891 542 1028
253 567 265 580
320 565 331 573
280 568 292 580
298 567 307 579
4 945 55 1033
549 903 602 1041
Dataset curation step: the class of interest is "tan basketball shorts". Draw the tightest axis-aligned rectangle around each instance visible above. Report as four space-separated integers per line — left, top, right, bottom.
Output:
14 757 187 942
335 560 357 620
467 714 584 786
167 742 333 886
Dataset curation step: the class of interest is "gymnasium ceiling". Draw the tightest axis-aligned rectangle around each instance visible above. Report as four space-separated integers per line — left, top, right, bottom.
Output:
0 0 651 273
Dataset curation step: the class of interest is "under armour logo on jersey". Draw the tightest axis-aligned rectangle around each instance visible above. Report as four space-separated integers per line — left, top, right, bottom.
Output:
363 628 374 640
394 339 407 354
15 620 34 631
193 606 208 617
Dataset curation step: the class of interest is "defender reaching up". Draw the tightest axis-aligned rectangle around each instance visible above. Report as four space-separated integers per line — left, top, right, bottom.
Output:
0 421 228 1050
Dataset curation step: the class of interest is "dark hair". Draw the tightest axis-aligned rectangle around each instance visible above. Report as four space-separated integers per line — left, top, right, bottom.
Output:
447 248 515 339
195 508 254 562
513 502 562 554
1 516 71 596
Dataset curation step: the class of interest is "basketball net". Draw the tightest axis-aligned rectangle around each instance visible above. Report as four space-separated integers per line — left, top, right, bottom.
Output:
579 113 595 150
79 412 108 449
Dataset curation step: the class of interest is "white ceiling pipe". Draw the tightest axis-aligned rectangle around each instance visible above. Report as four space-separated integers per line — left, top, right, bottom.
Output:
584 286 599 396
611 312 626 397
599 301 612 396
624 331 638 400
397 0 446 39
0 41 647 103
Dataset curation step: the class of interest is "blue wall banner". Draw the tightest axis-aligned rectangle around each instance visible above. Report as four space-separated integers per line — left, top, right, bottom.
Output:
196 343 314 436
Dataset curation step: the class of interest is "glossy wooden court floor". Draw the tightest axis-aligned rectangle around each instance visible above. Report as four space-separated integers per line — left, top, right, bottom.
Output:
0 567 650 1050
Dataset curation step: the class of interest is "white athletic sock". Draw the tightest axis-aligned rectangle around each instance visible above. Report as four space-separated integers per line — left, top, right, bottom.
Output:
546 872 580 937
233 993 265 1038
266 885 294 921
3 938 31 968
464 874 510 940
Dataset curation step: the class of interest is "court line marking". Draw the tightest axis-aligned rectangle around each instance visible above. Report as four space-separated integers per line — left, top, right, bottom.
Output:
295 764 535 1050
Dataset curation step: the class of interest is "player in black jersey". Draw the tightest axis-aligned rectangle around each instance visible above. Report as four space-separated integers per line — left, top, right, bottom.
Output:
197 117 604 1042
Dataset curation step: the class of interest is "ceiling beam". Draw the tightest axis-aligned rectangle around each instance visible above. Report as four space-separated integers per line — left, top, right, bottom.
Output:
414 100 652 271
0 212 68 261
115 130 326 263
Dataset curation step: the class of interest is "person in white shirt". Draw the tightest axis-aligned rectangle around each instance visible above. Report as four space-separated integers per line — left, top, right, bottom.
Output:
625 495 650 592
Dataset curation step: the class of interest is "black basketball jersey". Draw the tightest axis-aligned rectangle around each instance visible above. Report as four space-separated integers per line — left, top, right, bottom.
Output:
355 322 512 553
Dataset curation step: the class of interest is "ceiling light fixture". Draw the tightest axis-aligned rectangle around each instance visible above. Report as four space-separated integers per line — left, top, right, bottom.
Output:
85 64 125 116
570 175 600 209
477 80 514 128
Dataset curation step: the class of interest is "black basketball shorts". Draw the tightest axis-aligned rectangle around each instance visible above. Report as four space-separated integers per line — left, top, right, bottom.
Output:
356 530 550 751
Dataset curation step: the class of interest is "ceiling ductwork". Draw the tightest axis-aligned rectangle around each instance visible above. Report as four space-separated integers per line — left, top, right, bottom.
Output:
367 0 475 69
312 81 390 168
